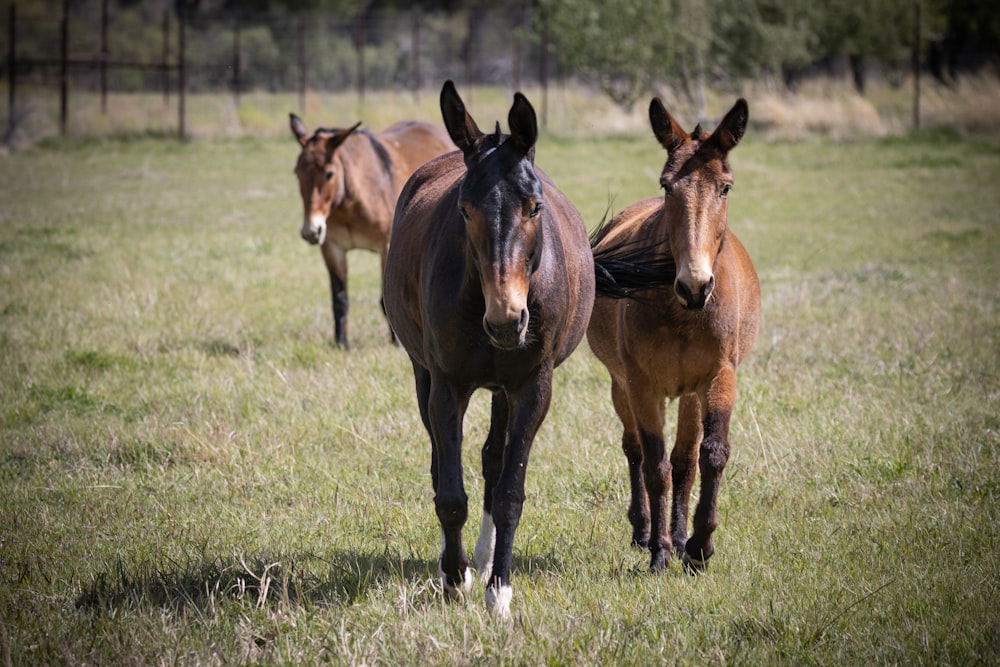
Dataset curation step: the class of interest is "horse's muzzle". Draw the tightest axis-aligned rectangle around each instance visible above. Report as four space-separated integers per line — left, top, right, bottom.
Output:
483 308 529 350
300 222 326 245
675 275 715 310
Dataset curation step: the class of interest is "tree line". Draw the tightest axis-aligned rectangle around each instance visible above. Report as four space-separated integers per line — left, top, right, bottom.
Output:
6 0 998 110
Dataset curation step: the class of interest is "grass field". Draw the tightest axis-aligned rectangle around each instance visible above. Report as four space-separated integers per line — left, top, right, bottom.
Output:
1 93 998 664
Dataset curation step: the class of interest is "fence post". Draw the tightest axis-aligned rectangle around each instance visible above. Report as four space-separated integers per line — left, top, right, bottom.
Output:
298 14 305 115
233 10 241 108
7 4 15 137
162 11 170 105
411 8 421 102
60 0 68 135
100 0 108 114
912 0 921 131
178 6 186 140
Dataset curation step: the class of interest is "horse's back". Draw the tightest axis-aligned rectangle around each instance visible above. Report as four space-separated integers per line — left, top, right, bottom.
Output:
378 121 455 174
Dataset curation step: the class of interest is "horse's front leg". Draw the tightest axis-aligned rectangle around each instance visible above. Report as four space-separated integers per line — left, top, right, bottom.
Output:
427 373 473 597
486 371 553 619
474 392 509 584
669 394 703 559
611 379 649 548
684 366 736 572
321 242 349 349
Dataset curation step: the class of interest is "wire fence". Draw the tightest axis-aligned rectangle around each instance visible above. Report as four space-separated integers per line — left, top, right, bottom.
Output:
4 2 557 140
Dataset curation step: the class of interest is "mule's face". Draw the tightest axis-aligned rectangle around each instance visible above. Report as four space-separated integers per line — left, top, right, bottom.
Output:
289 115 360 245
441 81 543 350
649 99 748 310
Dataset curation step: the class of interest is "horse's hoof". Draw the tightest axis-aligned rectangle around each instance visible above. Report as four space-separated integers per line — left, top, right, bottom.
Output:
439 564 473 600
631 532 650 549
649 548 670 572
681 550 710 575
485 583 513 620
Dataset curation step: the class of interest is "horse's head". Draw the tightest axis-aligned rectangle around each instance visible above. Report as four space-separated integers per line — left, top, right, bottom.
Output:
440 80 544 350
290 113 361 245
649 98 748 310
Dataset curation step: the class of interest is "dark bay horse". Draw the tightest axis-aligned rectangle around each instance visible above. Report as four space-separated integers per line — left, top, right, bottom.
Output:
384 81 669 618
587 98 761 574
290 114 454 348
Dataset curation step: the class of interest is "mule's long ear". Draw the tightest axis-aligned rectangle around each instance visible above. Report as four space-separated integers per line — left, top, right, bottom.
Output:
440 80 483 158
711 98 749 152
649 97 687 152
508 92 538 159
324 121 362 162
290 113 309 146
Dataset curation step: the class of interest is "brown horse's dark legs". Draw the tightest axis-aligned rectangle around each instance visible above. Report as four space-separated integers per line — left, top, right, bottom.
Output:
475 393 508 580
639 427 673 570
487 378 551 616
669 394 702 558
611 382 650 547
427 376 471 594
685 408 731 571
330 273 349 349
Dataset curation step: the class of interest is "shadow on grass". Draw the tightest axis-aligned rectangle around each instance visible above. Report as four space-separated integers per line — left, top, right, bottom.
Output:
75 547 560 614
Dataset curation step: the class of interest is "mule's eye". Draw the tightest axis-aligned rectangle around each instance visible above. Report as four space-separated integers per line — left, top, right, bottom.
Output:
459 205 470 221
529 202 542 218
325 170 334 181
720 184 733 197
660 180 673 196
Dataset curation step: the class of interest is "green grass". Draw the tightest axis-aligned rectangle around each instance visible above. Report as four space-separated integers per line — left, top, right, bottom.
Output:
1 116 998 665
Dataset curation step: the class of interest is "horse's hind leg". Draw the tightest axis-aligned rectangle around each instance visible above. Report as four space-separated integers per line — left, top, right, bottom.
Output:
684 367 736 572
474 392 509 583
611 380 649 548
669 394 702 559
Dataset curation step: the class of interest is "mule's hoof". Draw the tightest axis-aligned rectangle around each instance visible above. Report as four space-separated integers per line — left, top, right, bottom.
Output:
439 564 474 600
631 532 650 549
649 548 671 572
485 583 513 620
681 550 710 575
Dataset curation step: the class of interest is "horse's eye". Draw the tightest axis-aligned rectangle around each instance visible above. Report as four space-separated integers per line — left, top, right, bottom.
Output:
529 202 542 218
325 170 334 181
660 181 673 196
720 184 733 197
459 206 470 221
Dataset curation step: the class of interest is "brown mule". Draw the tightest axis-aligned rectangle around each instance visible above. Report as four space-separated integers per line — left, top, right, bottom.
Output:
384 81 672 618
587 98 761 573
290 114 454 348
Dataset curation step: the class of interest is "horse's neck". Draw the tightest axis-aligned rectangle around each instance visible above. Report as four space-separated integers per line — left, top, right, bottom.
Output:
337 141 396 223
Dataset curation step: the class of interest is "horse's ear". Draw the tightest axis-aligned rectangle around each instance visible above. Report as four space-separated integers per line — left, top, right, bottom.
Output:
440 80 483 157
290 113 309 146
324 121 362 162
508 92 537 159
710 98 749 152
649 98 686 152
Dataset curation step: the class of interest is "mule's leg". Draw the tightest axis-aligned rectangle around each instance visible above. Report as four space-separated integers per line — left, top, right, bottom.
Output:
474 392 509 584
684 367 736 572
427 372 473 597
486 373 553 619
321 243 349 349
624 374 672 571
669 394 703 559
611 380 649 548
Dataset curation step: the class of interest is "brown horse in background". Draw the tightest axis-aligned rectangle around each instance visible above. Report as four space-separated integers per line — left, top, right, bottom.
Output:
290 114 454 348
587 98 761 573
384 81 671 619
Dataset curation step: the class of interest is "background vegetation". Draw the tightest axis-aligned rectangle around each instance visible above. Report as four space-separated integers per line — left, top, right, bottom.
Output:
0 85 997 663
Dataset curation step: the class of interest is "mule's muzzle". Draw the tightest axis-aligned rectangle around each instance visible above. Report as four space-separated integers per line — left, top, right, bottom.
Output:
483 308 529 350
300 222 326 246
675 275 715 310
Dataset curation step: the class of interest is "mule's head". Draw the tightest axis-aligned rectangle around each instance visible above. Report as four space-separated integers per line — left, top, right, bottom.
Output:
290 113 361 245
649 98 748 310
440 80 543 350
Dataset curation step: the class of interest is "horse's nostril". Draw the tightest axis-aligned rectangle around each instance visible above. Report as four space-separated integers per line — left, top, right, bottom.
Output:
518 308 529 333
702 275 716 300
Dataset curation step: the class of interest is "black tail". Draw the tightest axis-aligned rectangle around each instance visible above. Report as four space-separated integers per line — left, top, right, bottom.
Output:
590 214 676 300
